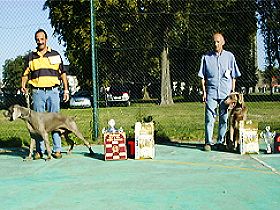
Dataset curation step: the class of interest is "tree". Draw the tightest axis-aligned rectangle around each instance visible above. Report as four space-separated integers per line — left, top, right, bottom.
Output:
94 0 190 104
134 0 190 105
258 0 280 67
44 0 190 104
2 56 25 93
44 0 257 102
225 0 258 92
44 0 91 89
258 0 280 94
178 0 257 95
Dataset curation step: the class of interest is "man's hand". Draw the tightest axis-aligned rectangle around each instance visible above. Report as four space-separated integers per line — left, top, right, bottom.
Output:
63 90 70 102
21 87 27 94
21 76 28 94
202 92 207 103
200 79 207 103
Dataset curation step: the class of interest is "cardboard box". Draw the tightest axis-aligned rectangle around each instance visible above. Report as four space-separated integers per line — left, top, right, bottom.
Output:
239 121 259 155
104 132 127 160
135 122 155 159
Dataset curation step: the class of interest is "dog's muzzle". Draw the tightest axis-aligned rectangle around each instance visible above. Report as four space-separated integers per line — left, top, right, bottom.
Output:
228 102 236 110
3 110 14 121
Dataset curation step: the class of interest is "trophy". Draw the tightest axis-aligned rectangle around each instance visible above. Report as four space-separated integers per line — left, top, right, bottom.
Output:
260 126 275 154
102 119 123 133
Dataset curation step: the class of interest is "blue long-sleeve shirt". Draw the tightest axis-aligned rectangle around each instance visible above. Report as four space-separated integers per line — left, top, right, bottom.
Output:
198 50 241 99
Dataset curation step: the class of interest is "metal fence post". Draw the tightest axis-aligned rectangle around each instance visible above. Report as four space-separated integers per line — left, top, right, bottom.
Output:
90 0 98 140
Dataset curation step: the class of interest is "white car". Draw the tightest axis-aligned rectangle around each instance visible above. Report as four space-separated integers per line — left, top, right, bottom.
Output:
69 90 92 108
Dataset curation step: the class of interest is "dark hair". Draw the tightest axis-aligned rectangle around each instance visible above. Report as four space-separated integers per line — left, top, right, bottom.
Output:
35 29 48 40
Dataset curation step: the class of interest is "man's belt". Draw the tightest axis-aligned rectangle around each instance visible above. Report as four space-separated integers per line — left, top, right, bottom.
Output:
32 85 59 91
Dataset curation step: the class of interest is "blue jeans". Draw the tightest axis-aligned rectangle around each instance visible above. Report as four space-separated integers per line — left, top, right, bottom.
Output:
32 87 61 153
205 98 228 145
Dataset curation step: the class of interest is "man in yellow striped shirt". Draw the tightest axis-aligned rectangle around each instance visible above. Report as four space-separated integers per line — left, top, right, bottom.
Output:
21 29 69 159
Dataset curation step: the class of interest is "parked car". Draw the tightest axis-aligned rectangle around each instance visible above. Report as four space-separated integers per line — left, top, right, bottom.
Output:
106 85 131 107
69 90 92 108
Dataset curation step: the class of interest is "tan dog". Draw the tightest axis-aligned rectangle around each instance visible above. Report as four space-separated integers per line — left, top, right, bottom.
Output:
224 92 248 151
4 104 94 160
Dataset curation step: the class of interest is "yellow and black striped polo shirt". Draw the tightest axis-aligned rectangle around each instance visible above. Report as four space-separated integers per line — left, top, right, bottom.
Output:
23 47 66 88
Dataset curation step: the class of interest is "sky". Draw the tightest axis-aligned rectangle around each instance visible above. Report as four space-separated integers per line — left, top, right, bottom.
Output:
0 0 266 82
0 0 68 81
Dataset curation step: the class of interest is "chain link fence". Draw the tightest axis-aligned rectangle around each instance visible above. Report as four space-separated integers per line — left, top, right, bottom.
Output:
0 0 279 147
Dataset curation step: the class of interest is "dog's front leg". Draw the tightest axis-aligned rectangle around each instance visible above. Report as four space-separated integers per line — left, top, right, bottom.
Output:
233 121 239 150
228 122 235 151
229 124 234 143
42 133 52 160
24 137 36 161
24 126 36 161
29 138 36 159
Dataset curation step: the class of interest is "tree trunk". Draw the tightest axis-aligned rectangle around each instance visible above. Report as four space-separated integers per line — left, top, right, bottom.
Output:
142 85 151 100
160 46 174 105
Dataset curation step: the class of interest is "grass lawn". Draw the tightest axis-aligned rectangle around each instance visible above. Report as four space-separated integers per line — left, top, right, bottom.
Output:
0 101 279 147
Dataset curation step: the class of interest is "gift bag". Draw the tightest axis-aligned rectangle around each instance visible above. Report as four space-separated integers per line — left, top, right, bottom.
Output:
135 122 155 159
239 121 259 155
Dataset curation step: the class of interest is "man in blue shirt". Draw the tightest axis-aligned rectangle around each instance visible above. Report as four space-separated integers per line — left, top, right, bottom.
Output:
198 32 241 151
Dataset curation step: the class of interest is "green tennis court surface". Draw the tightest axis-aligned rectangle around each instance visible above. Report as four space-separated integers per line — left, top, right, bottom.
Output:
0 144 279 210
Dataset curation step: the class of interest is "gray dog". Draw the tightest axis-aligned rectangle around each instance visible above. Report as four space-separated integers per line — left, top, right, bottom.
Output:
4 104 94 160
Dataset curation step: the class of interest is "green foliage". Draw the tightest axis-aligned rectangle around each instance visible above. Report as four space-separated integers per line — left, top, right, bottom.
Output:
0 1 258 95
43 0 257 94
180 0 258 89
2 55 25 93
258 0 280 68
44 0 91 89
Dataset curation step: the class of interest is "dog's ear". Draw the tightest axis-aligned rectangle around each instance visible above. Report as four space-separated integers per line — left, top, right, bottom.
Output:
225 93 236 105
224 94 232 105
11 107 22 121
